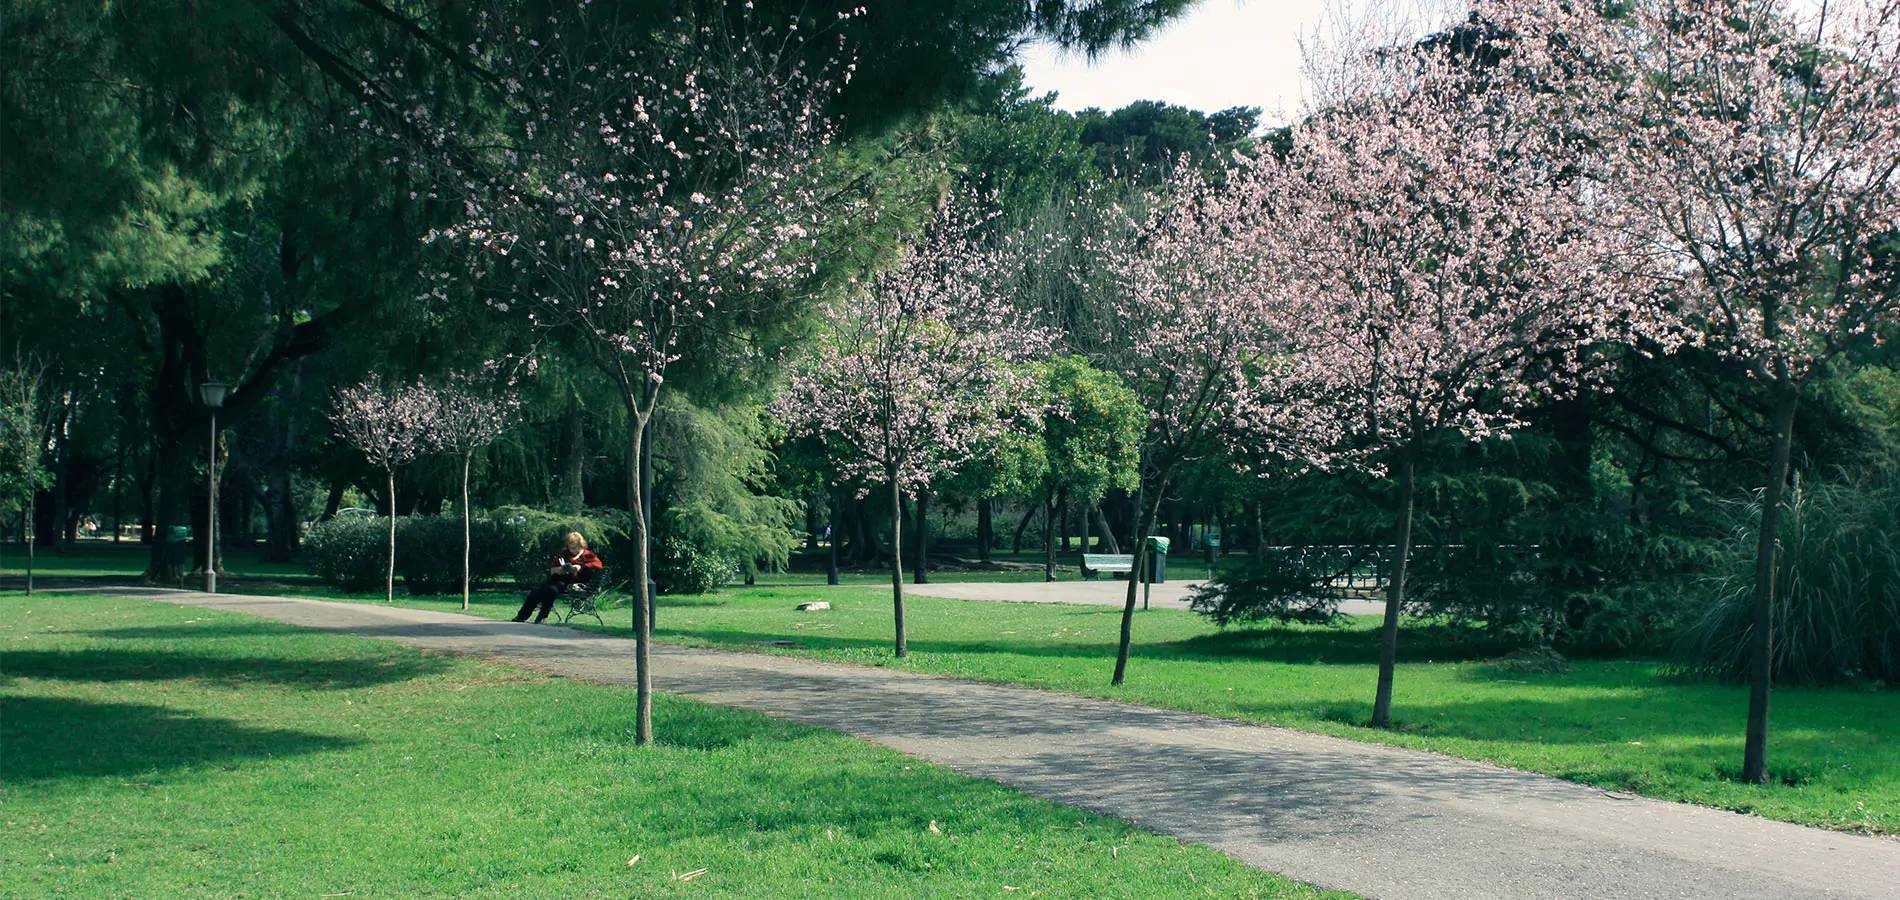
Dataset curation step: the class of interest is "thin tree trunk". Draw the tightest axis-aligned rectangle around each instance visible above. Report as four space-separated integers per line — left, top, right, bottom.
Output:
555 402 586 513
1043 489 1057 582
385 467 397 603
1059 491 1071 552
1112 469 1167 685
461 451 472 610
641 408 655 630
1012 502 1036 555
1080 498 1092 554
1093 505 1120 554
626 404 653 746
826 490 841 586
977 497 993 562
112 444 125 542
1371 455 1417 729
890 474 907 658
1743 384 1800 784
24 491 34 596
913 491 929 585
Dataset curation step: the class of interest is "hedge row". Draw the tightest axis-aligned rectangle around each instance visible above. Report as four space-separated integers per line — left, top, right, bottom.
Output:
302 508 734 597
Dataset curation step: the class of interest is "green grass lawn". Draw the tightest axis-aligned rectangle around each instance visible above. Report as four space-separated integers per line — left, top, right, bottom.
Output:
19 542 1895 837
1 592 1349 899
333 583 1898 837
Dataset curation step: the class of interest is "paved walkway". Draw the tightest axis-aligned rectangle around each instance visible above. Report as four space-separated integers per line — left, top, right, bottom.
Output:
906 578 1390 616
83 587 1900 900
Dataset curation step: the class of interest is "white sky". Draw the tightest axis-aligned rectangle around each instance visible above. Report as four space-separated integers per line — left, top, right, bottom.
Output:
1016 0 1343 124
1017 0 1834 124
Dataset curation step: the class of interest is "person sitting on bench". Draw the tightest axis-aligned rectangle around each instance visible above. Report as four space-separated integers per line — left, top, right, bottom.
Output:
513 531 603 623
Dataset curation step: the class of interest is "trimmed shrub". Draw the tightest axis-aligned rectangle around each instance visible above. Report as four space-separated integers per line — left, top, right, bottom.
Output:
653 536 737 595
302 514 390 593
395 515 523 595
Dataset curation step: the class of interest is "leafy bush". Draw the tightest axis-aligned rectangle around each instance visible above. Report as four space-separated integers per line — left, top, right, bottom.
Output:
653 536 737 595
302 515 390 593
1677 471 1900 686
394 515 523 595
492 505 633 587
1187 550 1345 627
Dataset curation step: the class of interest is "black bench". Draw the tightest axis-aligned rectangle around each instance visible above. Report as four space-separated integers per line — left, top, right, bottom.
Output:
552 569 616 626
1079 553 1135 579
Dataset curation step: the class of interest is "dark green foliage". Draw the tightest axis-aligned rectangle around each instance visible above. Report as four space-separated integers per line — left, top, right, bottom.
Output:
1186 552 1343 627
392 515 521 595
301 515 390 594
1679 471 1900 686
1077 100 1262 181
494 505 633 588
652 536 738 595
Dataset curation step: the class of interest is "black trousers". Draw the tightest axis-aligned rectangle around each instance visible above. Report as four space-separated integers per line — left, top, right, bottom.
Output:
514 578 571 622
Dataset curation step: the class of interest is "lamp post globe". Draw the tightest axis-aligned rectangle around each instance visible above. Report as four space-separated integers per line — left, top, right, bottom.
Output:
201 380 226 593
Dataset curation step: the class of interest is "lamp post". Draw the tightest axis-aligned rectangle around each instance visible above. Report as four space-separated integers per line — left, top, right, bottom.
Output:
200 379 227 593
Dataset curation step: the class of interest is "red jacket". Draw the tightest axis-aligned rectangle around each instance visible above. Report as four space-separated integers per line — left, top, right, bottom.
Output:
551 549 602 584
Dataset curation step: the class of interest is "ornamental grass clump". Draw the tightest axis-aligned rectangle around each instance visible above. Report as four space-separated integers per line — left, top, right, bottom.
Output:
1680 471 1900 687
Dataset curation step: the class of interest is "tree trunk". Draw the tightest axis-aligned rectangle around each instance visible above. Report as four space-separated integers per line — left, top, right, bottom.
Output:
977 497 993 562
23 490 34 595
1371 455 1418 729
1059 491 1071 552
1112 467 1168 686
1080 498 1092 554
640 407 655 629
460 451 473 610
1093 505 1121 554
384 467 397 603
140 434 156 543
827 490 841 586
1743 384 1800 784
555 401 586 513
1044 489 1058 582
889 474 908 658
913 491 929 585
625 399 653 746
1012 502 1036 555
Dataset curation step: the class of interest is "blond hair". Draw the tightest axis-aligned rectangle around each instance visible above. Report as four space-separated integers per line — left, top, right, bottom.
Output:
564 531 588 552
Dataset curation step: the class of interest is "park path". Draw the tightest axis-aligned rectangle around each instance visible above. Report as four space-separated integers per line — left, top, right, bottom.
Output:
86 587 1899 900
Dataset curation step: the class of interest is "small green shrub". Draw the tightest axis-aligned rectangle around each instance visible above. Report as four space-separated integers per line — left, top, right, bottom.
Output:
394 515 522 595
302 515 390 593
653 536 737 595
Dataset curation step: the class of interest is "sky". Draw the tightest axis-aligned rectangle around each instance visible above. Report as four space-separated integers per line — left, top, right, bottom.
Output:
1017 0 1836 123
1016 0 1344 124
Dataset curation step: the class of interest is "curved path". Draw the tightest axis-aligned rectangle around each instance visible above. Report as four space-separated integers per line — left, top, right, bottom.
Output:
93 587 1897 900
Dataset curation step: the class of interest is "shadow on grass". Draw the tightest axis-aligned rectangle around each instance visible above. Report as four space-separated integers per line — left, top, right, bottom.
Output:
1172 624 1521 665
1 696 356 782
81 623 313 641
0 647 451 690
651 619 1522 666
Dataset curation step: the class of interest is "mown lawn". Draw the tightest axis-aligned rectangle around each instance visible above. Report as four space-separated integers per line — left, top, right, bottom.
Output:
342 582 1900 837
0 592 1349 899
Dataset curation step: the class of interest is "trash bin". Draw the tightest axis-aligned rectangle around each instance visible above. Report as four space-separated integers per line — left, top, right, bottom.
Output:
164 525 192 576
1143 536 1170 584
